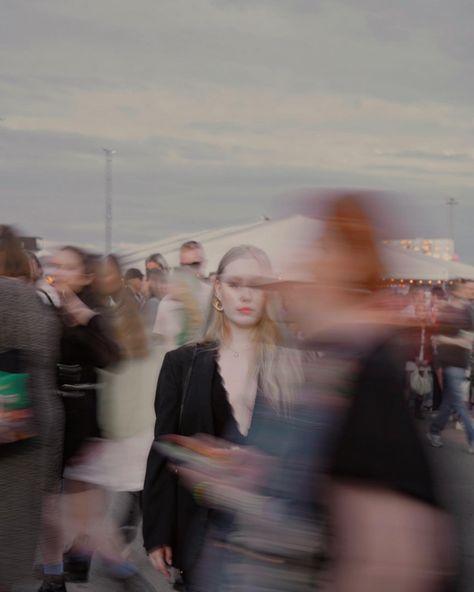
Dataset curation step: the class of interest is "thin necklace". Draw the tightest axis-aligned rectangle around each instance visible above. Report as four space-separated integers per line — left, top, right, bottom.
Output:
223 344 254 358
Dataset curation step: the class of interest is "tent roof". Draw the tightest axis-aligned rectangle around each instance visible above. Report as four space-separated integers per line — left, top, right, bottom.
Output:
119 215 322 275
118 215 474 282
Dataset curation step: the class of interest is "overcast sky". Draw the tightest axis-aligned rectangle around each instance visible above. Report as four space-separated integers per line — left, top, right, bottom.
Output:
1 0 474 260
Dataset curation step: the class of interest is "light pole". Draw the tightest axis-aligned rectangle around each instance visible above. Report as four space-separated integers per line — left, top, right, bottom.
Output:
103 148 116 255
446 197 458 255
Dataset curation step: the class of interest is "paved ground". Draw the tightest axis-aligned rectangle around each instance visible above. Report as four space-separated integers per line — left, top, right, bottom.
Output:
15 420 474 592
426 420 474 592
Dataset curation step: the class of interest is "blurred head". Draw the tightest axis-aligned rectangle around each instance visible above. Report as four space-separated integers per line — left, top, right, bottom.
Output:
316 194 384 293
281 192 385 334
124 268 144 293
0 225 31 280
180 240 205 277
145 253 169 278
98 254 124 297
146 268 168 299
51 246 95 293
204 245 275 343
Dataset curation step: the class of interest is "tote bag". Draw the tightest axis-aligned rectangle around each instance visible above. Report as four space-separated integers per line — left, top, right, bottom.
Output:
0 349 35 445
98 345 165 440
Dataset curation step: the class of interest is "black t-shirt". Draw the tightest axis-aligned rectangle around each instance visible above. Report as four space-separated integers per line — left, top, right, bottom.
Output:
330 339 439 507
436 302 473 369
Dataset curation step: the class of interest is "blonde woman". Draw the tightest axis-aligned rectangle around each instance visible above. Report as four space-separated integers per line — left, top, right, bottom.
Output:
142 245 300 589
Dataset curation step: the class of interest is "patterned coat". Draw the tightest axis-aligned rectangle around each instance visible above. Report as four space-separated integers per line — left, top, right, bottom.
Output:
0 277 62 589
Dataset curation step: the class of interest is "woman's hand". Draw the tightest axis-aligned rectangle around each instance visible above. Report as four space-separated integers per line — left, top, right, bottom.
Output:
59 287 96 326
148 545 173 578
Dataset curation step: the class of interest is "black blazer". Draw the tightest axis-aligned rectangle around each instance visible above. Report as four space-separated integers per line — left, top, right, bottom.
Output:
142 343 233 572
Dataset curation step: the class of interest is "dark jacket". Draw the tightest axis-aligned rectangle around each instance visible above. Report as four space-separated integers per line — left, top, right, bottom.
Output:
59 287 121 464
142 343 238 572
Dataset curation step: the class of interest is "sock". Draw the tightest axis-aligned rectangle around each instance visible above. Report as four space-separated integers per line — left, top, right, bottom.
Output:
44 563 64 576
102 559 137 579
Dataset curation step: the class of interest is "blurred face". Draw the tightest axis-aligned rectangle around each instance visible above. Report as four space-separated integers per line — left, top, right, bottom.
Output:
279 230 375 335
146 261 161 272
52 249 91 293
98 259 123 296
180 247 204 276
215 257 267 329
127 277 143 293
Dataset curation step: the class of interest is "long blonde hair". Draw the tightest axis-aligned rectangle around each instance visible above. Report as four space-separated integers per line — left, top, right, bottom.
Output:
202 245 302 413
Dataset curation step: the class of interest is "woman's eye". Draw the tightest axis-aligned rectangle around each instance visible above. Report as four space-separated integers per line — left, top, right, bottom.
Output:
228 281 239 288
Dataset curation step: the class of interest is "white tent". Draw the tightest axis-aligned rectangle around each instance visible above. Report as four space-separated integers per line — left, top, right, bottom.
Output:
444 260 474 281
379 245 450 281
119 215 473 282
119 215 323 276
381 245 474 281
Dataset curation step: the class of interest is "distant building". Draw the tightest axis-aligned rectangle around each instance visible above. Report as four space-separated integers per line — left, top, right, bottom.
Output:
384 238 455 261
19 236 41 252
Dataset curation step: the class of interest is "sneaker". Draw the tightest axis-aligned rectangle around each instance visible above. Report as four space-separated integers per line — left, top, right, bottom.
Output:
468 444 474 454
427 432 443 448
63 551 91 583
34 553 91 583
38 575 67 592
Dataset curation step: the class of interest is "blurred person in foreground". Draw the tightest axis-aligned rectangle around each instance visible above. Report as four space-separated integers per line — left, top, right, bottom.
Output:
97 256 161 498
162 193 455 592
143 245 303 590
38 246 121 592
52 254 159 591
428 280 474 452
0 226 61 591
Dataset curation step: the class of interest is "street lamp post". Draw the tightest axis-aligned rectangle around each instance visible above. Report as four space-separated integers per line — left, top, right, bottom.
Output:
446 197 458 255
103 148 116 255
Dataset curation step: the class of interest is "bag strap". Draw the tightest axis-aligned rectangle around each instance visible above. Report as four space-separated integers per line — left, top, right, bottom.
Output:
37 288 56 308
178 344 198 433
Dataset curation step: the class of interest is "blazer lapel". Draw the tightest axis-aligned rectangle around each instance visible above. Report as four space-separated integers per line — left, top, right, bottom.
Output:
180 346 216 435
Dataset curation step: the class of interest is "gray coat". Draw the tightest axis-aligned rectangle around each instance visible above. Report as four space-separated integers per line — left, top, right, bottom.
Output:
0 277 62 589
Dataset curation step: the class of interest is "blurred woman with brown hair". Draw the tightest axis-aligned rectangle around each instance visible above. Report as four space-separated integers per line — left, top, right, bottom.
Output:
285 192 454 591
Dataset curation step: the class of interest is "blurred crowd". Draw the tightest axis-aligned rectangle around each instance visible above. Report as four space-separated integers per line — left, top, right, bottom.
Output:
1 192 473 592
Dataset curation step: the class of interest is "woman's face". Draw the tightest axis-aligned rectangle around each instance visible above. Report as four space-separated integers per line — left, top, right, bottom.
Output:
215 257 267 329
52 249 91 293
98 259 123 296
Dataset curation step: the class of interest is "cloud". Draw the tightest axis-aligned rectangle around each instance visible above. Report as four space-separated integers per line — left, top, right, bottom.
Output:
1 0 474 263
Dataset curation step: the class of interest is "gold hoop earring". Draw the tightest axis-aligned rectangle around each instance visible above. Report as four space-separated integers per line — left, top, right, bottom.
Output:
213 298 224 312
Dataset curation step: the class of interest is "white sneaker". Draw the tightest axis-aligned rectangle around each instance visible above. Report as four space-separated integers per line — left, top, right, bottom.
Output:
468 444 474 454
427 432 443 448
